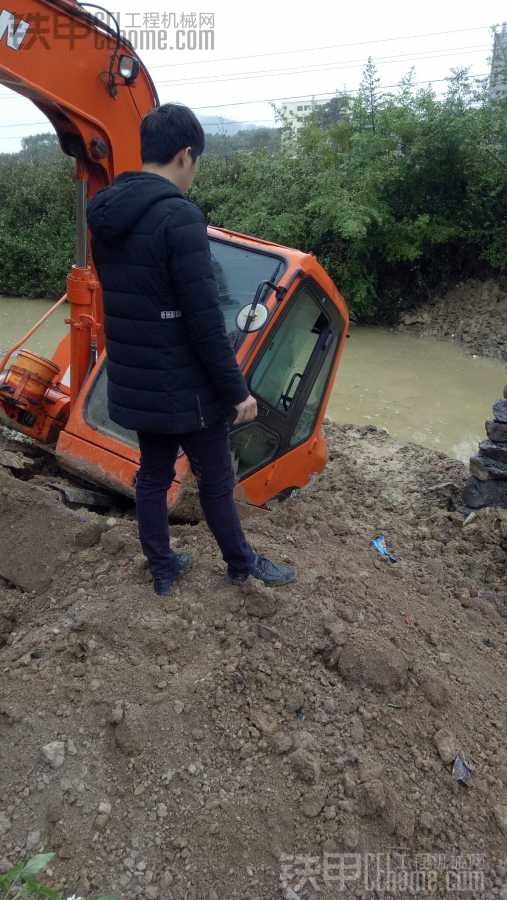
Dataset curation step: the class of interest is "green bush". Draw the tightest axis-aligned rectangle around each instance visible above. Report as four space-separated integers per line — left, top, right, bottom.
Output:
2 64 507 322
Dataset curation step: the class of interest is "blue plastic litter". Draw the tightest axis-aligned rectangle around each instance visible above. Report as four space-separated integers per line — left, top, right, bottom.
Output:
370 534 397 563
452 754 474 786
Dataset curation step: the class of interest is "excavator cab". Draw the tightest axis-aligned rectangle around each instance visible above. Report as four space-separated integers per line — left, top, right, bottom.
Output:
0 0 348 510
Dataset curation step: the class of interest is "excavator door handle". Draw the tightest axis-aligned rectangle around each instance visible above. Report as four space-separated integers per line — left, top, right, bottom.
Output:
280 372 303 411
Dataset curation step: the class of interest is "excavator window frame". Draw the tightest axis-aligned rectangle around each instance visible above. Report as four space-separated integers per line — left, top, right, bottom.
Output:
229 276 345 480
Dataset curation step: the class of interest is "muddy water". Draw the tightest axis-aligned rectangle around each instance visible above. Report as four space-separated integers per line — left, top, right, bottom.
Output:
1 298 505 463
0 296 67 359
330 326 505 462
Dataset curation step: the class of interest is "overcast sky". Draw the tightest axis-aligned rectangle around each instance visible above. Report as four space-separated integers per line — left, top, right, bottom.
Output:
0 0 505 152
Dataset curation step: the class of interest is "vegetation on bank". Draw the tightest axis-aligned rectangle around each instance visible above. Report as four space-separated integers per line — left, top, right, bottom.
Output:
1 63 506 322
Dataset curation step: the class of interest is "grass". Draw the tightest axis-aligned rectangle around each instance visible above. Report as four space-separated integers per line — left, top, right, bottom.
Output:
0 853 115 900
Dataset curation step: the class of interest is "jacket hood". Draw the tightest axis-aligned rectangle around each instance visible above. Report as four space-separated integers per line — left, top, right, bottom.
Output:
86 170 185 241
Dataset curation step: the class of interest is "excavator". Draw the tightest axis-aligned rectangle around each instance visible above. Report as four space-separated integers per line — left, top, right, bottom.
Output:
0 0 349 511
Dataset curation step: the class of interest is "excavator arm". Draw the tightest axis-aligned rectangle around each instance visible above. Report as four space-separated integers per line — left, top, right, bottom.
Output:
0 0 158 180
0 0 158 422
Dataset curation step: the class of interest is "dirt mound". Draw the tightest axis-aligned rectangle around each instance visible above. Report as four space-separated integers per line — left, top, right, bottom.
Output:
0 423 506 899
398 279 507 361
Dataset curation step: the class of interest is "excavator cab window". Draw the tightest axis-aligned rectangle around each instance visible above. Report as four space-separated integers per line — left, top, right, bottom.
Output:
230 278 344 480
84 238 285 446
209 239 285 339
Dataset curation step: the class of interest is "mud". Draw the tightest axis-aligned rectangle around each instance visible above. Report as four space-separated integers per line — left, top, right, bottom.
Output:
398 279 507 362
0 422 506 899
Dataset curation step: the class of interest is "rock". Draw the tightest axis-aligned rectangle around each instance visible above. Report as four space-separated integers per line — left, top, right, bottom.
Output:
0 449 35 471
293 730 318 752
400 310 430 326
420 811 435 832
41 741 66 769
290 749 320 784
270 731 294 755
74 521 105 548
359 779 386 817
493 399 507 424
486 419 507 443
383 790 416 838
160 870 174 889
249 710 278 735
338 636 408 693
46 795 64 825
101 527 129 554
470 454 507 481
342 826 359 850
301 790 326 818
434 728 458 764
244 586 278 618
479 440 507 464
173 700 184 715
257 623 280 641
420 672 450 708
285 693 305 714
26 830 41 851
463 476 507 509
323 618 348 646
109 702 125 725
49 483 111 509
343 772 356 797
285 889 302 900
350 717 365 742
358 758 384 783
95 800 112 831
0 812 12 835
157 803 168 820
493 804 507 834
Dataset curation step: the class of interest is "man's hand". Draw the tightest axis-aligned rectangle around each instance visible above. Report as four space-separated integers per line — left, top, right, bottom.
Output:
233 394 258 425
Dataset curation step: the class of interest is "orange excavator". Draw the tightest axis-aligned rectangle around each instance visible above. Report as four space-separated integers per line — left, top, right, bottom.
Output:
0 0 349 510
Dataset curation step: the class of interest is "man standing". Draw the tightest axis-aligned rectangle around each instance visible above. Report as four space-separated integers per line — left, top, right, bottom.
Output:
87 103 296 596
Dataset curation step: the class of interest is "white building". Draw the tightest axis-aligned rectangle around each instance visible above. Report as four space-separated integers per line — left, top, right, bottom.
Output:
275 97 329 133
490 22 507 99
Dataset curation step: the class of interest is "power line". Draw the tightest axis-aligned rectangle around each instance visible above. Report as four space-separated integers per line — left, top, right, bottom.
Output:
0 72 491 137
0 24 496 100
147 24 496 69
0 120 48 128
154 44 490 88
165 72 491 112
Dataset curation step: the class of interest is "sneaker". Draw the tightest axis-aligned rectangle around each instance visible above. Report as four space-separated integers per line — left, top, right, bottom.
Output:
228 553 296 586
153 552 193 596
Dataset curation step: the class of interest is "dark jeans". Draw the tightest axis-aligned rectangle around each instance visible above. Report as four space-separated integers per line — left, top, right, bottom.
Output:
135 421 256 580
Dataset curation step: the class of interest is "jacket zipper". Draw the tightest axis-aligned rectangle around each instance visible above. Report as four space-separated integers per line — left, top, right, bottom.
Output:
196 394 206 429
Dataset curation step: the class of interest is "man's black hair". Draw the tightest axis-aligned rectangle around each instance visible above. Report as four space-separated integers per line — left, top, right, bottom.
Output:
141 103 205 164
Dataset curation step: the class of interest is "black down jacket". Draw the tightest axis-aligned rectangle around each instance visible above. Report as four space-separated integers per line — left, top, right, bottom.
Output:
86 170 249 434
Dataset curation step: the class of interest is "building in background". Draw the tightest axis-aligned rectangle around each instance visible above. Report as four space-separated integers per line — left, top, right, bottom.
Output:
490 22 507 98
275 97 329 133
